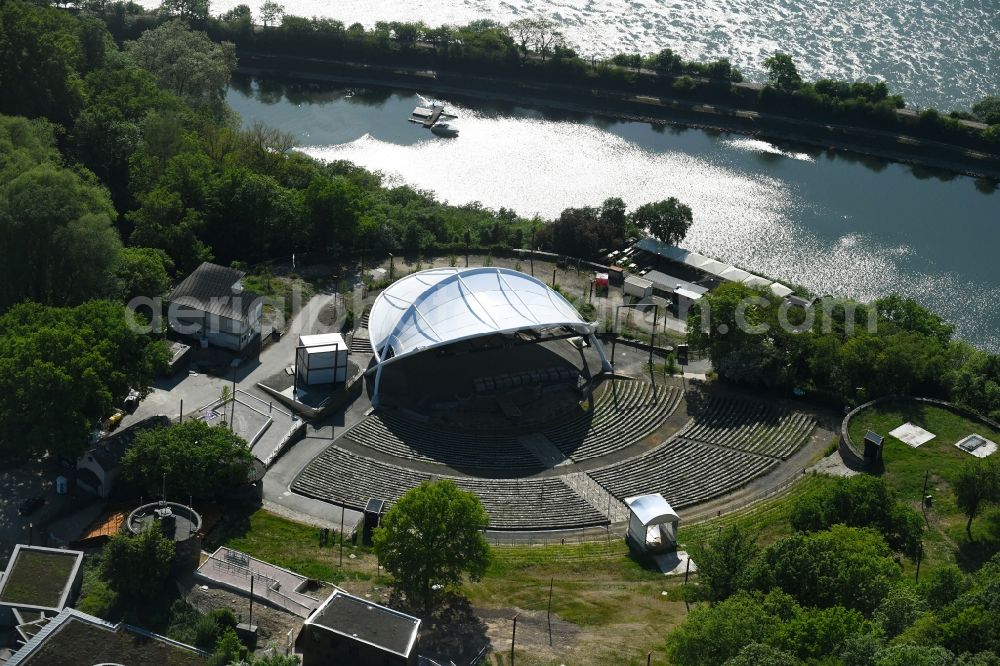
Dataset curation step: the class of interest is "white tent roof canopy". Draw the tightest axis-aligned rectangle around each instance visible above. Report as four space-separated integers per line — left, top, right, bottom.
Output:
368 267 596 366
625 494 680 526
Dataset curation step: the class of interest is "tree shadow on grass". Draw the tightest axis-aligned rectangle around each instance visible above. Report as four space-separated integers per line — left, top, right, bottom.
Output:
202 501 257 552
388 590 490 665
954 510 1000 572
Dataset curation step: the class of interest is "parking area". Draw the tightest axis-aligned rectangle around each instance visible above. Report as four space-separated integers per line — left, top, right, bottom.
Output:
0 463 70 561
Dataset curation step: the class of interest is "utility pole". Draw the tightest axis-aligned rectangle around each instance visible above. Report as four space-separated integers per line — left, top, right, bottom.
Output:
249 574 255 627
230 365 237 428
510 613 519 665
547 577 554 646
179 399 183 424
339 508 345 567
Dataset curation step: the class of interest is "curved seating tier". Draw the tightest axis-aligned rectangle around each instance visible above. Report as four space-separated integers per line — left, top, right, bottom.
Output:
589 437 779 509
542 381 682 461
345 412 542 472
676 396 816 459
292 446 607 530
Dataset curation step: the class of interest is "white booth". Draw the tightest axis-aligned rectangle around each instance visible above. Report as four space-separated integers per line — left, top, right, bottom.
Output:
295 333 349 386
625 493 680 554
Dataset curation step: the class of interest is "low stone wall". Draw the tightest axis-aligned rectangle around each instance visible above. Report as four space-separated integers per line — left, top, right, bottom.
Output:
840 395 1000 468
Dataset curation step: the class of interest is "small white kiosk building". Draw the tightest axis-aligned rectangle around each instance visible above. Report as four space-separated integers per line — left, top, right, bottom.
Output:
625 493 680 554
295 333 349 387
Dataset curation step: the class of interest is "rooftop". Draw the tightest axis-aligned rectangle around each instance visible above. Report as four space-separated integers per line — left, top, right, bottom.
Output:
309 590 420 657
80 415 170 472
7 608 206 666
167 261 261 322
125 501 202 542
368 267 594 366
642 270 709 296
0 546 83 611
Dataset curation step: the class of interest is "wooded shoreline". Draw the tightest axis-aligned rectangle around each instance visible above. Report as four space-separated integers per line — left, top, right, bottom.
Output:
236 51 1000 183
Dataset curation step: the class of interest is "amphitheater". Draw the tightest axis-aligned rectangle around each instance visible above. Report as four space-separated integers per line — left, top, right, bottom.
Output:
291 268 832 532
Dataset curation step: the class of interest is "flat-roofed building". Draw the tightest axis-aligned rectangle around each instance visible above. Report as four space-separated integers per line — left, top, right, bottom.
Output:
0 545 84 632
5 607 207 665
297 590 420 665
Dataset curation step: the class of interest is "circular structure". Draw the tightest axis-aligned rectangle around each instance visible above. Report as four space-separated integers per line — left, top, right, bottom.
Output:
367 267 612 404
125 501 203 570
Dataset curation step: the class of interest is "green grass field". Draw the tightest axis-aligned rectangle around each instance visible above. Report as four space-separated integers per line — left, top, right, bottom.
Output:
848 400 1000 570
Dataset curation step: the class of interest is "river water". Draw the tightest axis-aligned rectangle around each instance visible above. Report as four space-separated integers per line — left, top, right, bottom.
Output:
227 78 1000 351
160 0 999 110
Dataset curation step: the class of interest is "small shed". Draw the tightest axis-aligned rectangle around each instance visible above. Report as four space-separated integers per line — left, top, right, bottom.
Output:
624 275 653 299
864 430 884 465
594 272 609 288
624 494 680 554
606 265 624 286
295 333 349 387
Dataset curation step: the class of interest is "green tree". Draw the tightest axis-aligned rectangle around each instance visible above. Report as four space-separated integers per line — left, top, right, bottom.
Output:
790 475 924 556
693 524 760 602
0 300 169 458
954 457 1000 538
0 163 121 308
158 0 210 23
666 591 786 666
971 96 1000 125
109 247 173 303
0 1 85 126
873 643 955 666
0 116 61 179
873 585 926 638
121 420 254 499
373 480 491 611
754 525 900 614
125 21 235 113
631 197 693 246
917 564 969 609
723 643 800 666
763 53 802 91
128 187 212 272
101 526 175 602
775 605 872 661
259 0 284 27
208 628 245 666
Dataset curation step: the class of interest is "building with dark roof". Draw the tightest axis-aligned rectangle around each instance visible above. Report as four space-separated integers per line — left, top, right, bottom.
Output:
4 608 207 665
167 262 263 352
76 416 170 499
296 590 420 665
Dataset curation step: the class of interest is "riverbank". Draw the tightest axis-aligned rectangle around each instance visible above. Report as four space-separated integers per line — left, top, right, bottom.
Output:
237 51 1000 182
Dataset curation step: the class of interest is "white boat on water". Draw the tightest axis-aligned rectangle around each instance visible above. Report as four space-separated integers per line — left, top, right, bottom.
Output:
430 122 459 137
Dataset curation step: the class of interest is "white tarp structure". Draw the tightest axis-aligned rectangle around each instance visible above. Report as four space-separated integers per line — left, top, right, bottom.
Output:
770 283 794 298
625 493 680 553
367 268 611 405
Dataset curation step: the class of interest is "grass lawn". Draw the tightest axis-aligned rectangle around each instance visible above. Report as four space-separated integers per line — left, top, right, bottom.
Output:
0 549 78 607
201 482 829 665
210 507 376 584
848 400 1000 571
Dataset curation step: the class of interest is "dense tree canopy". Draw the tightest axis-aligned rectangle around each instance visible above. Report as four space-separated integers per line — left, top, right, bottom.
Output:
101 525 175 602
373 480 491 611
0 1 85 125
763 53 802 91
0 300 168 458
121 420 255 499
125 20 235 113
790 474 924 555
632 197 694 246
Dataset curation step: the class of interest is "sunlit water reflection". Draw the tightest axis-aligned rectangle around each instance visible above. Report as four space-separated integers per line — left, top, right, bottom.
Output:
228 81 1000 351
146 0 1000 109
